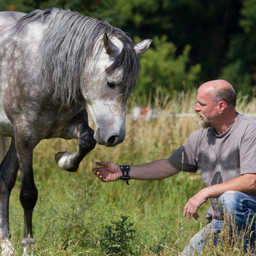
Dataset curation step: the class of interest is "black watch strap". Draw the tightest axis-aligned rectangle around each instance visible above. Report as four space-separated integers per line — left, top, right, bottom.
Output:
119 165 130 185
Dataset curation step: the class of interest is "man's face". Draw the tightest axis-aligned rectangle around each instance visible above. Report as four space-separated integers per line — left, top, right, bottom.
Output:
194 85 219 129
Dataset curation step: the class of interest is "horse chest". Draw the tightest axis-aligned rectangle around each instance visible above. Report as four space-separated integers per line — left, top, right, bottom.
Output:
31 108 83 138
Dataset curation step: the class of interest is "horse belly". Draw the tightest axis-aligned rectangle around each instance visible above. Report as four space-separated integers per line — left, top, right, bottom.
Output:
0 110 13 137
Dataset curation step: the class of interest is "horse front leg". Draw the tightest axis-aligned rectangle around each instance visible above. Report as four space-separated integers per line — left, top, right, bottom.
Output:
55 109 96 172
0 139 19 256
14 128 38 256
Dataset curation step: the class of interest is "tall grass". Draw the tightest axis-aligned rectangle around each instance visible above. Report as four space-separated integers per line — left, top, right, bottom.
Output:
8 90 256 255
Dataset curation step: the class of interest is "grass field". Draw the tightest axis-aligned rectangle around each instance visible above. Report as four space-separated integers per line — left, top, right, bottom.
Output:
7 91 256 255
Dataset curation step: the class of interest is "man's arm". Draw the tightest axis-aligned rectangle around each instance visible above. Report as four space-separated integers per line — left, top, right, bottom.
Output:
183 173 256 220
92 158 180 182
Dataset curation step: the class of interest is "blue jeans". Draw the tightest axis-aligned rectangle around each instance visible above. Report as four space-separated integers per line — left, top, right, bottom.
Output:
181 191 256 255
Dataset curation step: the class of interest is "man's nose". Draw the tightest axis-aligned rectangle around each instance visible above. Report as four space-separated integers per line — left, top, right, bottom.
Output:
194 103 200 112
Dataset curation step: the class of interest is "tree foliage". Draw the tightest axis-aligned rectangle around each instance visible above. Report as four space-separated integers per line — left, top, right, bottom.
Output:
220 0 256 95
0 0 256 97
134 36 201 101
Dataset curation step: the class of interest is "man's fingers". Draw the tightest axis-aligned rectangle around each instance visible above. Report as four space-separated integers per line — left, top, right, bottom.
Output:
92 170 107 182
92 162 121 182
95 162 117 173
183 204 199 220
183 208 187 217
192 213 199 220
183 203 189 217
99 174 106 182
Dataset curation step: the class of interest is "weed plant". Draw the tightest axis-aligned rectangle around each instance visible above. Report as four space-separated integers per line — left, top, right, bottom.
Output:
7 90 256 255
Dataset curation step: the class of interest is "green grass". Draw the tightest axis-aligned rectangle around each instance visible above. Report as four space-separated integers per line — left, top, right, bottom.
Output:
6 90 256 255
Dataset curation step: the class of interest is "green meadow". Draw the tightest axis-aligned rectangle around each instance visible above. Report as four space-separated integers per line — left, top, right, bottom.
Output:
8 91 256 255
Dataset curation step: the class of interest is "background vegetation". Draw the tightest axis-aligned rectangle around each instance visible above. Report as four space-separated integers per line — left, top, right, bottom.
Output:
7 92 256 255
1 0 256 99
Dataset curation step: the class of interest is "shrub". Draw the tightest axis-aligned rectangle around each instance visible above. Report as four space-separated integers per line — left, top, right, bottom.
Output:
99 216 136 255
134 35 201 103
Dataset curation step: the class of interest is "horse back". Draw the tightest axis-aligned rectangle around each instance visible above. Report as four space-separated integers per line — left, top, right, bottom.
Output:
0 11 25 36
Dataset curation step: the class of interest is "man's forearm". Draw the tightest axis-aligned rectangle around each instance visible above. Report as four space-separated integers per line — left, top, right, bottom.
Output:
129 158 180 180
203 173 256 199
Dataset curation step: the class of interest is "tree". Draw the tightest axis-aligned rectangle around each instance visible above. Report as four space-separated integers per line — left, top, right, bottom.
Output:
220 0 256 95
133 35 201 102
108 0 243 82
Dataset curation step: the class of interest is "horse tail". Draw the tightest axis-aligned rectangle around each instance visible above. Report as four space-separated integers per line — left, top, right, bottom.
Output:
0 135 8 162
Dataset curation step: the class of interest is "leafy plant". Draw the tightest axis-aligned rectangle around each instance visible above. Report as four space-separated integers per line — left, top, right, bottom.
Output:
40 186 98 253
99 216 136 255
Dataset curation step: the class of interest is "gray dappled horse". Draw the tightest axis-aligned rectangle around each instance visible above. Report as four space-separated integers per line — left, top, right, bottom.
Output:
0 8 152 255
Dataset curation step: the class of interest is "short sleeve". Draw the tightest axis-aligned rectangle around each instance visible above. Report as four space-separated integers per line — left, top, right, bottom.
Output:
240 125 256 174
168 130 202 173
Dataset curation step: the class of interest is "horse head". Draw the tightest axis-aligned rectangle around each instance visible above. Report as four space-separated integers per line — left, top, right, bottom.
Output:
83 33 152 147
37 10 152 148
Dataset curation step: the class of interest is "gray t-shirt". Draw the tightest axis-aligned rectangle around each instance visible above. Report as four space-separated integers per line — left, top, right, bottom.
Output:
168 113 256 218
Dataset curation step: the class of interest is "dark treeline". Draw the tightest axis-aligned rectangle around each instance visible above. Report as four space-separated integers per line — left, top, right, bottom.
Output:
0 0 255 98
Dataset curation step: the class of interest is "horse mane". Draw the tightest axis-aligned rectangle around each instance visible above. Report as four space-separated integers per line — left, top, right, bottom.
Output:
15 9 140 106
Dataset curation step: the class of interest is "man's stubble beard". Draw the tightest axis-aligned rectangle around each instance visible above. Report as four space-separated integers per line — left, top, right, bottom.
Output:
197 112 211 129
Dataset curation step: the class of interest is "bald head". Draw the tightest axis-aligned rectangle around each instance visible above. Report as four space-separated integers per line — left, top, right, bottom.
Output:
199 79 236 108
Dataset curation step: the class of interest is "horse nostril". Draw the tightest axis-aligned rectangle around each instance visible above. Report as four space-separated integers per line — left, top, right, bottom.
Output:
107 135 118 146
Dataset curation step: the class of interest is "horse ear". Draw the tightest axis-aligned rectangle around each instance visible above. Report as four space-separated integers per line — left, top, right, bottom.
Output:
134 39 153 55
103 33 119 57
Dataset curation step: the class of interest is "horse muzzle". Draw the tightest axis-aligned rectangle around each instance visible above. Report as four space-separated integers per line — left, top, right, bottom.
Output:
94 128 126 147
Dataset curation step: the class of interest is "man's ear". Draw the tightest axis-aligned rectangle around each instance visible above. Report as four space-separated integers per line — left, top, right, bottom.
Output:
218 101 227 113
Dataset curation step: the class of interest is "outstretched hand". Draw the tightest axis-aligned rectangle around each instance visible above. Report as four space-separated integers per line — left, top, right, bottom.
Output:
92 162 122 182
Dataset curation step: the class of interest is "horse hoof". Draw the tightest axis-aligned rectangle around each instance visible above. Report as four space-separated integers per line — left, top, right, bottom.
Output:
1 239 16 255
55 152 79 172
55 152 67 164
21 238 35 256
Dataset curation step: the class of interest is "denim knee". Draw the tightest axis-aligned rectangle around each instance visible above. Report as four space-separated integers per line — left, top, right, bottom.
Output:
218 191 256 219
217 191 256 251
218 191 240 216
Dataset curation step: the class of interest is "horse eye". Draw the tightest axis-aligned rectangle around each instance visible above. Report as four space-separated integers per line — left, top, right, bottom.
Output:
107 81 116 89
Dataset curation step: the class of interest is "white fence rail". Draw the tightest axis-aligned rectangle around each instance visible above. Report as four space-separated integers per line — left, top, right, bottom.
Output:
126 109 256 120
126 113 197 119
